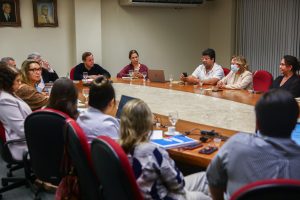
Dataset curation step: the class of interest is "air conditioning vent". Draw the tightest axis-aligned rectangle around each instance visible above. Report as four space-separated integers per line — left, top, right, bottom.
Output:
120 0 204 7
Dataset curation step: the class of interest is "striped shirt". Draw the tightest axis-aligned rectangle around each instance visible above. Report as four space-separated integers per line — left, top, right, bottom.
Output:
128 142 186 200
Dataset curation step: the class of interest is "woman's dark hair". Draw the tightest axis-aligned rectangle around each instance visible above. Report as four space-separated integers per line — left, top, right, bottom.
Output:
89 76 115 112
128 50 139 59
0 61 20 94
283 55 300 73
47 78 78 119
255 89 299 137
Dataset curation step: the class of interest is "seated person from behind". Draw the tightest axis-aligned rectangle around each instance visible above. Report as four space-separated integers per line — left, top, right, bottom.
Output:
180 48 224 85
217 55 253 90
0 62 32 161
119 99 211 200
46 78 78 119
77 76 119 143
15 59 48 111
117 49 148 79
206 89 300 200
74 52 111 80
270 55 300 97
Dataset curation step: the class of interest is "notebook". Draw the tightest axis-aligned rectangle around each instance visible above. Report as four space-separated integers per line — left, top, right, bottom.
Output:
291 123 300 145
115 95 136 119
148 69 167 83
151 134 198 149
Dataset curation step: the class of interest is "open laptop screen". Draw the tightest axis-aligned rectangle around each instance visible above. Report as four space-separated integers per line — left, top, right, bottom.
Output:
148 69 166 83
115 95 136 119
291 123 300 145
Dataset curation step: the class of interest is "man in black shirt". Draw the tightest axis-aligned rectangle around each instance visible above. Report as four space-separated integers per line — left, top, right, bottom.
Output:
73 52 111 80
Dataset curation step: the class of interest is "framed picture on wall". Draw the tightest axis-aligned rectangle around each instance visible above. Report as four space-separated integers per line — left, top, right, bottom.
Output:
32 0 58 27
0 0 21 27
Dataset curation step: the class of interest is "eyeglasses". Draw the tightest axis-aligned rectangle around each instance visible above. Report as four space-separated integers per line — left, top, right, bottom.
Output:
28 68 42 72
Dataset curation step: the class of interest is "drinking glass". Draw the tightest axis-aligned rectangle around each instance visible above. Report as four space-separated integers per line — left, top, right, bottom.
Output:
169 74 174 86
199 80 203 90
168 111 178 128
83 72 88 83
142 72 147 82
82 88 89 101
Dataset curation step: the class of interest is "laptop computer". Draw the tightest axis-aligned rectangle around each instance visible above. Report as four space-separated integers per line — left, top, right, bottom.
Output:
291 122 300 145
115 95 136 119
148 69 167 83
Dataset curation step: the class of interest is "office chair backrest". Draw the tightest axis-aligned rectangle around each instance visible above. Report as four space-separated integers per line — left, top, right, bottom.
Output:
222 67 230 76
91 136 143 200
253 70 273 92
0 121 6 143
0 121 22 164
230 179 300 200
70 67 75 80
24 108 70 185
65 118 100 200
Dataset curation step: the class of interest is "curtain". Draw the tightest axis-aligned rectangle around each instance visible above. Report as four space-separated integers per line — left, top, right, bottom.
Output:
236 0 300 77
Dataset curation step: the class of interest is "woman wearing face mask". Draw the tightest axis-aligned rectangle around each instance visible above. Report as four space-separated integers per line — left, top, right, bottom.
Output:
217 55 253 90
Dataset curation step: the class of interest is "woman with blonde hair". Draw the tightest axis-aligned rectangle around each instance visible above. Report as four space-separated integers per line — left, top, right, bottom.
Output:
15 59 48 110
217 55 253 90
119 99 211 200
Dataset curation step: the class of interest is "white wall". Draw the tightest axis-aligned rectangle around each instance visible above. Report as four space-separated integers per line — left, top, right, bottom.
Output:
0 0 235 78
74 0 102 65
101 0 235 78
0 0 75 77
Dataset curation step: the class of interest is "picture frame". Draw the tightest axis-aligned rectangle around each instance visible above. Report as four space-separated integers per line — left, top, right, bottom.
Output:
0 0 21 27
32 0 58 27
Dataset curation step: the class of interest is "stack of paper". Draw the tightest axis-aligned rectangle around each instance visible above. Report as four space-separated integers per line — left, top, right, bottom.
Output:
151 134 198 149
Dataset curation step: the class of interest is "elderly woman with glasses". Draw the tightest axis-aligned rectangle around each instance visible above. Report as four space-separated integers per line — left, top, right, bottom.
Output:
15 59 48 110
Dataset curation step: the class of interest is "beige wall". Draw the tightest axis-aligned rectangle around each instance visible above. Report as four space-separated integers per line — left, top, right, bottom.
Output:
0 0 235 78
102 0 235 77
0 0 75 77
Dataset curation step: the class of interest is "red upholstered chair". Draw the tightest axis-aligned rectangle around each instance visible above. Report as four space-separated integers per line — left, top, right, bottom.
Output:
253 70 273 92
0 121 28 198
91 136 143 200
222 67 230 76
70 67 75 80
24 108 71 199
64 118 100 200
230 179 300 200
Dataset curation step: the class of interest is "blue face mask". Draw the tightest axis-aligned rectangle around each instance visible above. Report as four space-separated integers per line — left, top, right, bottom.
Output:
231 64 239 73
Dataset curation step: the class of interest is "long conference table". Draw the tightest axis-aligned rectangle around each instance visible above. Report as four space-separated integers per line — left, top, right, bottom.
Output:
77 78 262 168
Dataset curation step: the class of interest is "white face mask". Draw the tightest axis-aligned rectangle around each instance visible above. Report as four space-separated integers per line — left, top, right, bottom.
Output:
231 64 239 73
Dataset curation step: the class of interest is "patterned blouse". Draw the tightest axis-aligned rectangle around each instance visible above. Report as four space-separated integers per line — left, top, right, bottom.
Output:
128 142 186 200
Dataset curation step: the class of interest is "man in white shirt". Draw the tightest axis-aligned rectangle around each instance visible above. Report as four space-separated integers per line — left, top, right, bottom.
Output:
180 48 224 85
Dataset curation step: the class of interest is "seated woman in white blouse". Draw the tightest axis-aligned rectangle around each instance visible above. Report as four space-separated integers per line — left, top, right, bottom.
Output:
0 62 32 161
217 56 253 90
77 76 120 143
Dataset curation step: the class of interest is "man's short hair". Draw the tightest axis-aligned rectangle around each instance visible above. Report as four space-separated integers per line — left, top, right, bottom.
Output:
202 48 216 61
255 89 299 137
82 52 92 61
27 52 41 60
1 57 15 63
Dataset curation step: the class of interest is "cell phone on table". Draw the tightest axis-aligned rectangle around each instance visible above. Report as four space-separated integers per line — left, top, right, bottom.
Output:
198 146 218 154
182 72 188 77
182 143 203 150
